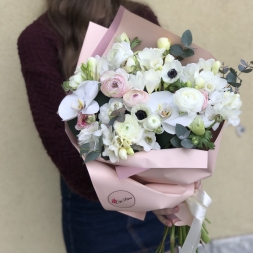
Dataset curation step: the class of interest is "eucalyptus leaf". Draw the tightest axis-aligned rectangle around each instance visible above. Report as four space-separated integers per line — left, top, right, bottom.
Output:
240 59 248 66
80 143 90 156
229 68 237 77
175 124 191 140
110 108 126 117
180 48 194 58
229 82 241 87
109 117 117 126
181 30 193 47
242 69 252 73
170 44 184 56
85 151 100 163
99 136 103 151
238 64 246 72
170 136 182 148
181 139 194 149
116 115 126 123
226 72 236 83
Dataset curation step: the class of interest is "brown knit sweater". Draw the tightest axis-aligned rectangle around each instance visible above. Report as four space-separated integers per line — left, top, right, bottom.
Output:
18 6 159 200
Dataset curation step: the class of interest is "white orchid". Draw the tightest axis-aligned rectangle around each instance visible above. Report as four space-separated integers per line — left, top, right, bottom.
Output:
137 131 161 152
147 91 196 134
58 81 99 121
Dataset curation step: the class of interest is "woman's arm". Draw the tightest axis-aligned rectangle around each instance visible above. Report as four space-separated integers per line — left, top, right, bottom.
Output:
17 20 98 200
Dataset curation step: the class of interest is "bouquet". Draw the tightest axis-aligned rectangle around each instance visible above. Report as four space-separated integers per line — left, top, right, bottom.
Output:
58 7 252 253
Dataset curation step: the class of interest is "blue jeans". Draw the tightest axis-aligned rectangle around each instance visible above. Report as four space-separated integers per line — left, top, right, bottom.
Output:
61 178 170 253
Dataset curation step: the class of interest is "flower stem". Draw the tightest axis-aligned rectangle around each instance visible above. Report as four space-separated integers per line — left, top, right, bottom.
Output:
156 226 170 253
170 225 175 253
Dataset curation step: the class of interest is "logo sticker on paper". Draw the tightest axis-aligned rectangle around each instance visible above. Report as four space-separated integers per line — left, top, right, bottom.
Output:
108 191 135 208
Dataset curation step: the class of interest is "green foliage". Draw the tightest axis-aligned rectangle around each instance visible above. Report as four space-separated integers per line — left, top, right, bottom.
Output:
170 124 193 149
62 81 74 92
80 143 90 156
85 151 100 162
181 30 193 47
67 118 80 136
155 131 173 149
110 108 126 123
175 124 191 140
170 44 184 56
130 37 142 49
181 139 194 149
190 130 215 150
170 136 182 148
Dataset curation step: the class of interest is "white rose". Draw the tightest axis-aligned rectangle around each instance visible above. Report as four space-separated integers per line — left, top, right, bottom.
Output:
173 87 205 114
107 41 133 69
114 115 143 143
138 48 165 70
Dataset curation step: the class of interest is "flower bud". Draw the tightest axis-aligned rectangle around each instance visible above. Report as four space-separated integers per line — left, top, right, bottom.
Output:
191 136 199 145
87 57 98 80
124 56 136 73
188 116 205 136
212 61 221 75
157 37 171 50
195 76 205 89
143 114 162 131
126 147 134 155
115 33 130 43
119 148 128 160
86 114 96 124
214 114 223 123
165 54 175 63
186 81 192 88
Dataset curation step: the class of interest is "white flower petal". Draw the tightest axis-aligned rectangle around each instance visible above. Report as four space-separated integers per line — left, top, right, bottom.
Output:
58 94 79 121
82 100 99 114
161 122 176 134
83 81 99 107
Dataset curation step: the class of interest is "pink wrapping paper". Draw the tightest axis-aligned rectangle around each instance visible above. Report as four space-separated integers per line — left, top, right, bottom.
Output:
65 7 223 223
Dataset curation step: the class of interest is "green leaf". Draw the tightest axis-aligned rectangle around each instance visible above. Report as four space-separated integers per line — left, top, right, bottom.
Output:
62 81 71 92
170 44 184 56
226 72 236 83
181 30 193 47
99 136 103 151
156 132 173 149
175 124 191 140
181 139 194 149
238 64 246 72
229 68 237 77
67 118 80 136
109 117 117 126
170 136 182 148
242 69 252 73
180 48 194 58
130 37 142 49
229 82 241 87
80 143 90 156
85 151 100 163
240 59 248 66
95 91 110 107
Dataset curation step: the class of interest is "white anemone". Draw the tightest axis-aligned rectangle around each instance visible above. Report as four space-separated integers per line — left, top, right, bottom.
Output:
58 81 99 121
161 60 183 84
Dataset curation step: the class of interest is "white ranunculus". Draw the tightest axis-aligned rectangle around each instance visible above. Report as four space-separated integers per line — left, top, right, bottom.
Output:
137 131 160 152
124 56 136 73
129 71 145 90
173 87 205 115
114 115 143 143
161 60 183 84
58 81 100 121
198 58 215 71
143 113 162 131
107 41 133 69
143 69 161 94
115 32 130 43
77 122 102 146
137 48 165 70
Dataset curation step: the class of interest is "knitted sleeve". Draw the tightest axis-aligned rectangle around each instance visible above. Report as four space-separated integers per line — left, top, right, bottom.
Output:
17 17 98 200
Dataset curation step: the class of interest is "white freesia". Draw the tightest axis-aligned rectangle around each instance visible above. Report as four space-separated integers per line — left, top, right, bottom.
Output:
157 37 171 50
87 57 98 80
77 122 102 146
138 48 165 70
129 71 145 90
119 148 128 160
165 54 175 63
137 131 161 152
212 61 221 75
114 115 143 143
95 55 109 79
124 56 136 73
174 87 204 115
58 81 99 121
143 69 161 94
147 91 196 134
161 60 183 83
115 32 130 43
180 63 199 85
107 41 133 69
68 66 86 89
198 58 215 71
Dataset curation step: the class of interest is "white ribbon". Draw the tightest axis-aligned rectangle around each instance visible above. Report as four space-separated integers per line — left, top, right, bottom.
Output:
179 189 212 253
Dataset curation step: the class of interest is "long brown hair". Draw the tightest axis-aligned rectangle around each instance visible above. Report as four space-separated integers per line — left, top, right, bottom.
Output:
47 0 143 79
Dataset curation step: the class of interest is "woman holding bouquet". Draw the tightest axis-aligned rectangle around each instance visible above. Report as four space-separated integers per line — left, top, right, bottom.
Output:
18 0 178 252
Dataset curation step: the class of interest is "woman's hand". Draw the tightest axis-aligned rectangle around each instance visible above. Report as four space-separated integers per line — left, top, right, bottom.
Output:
153 206 179 227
